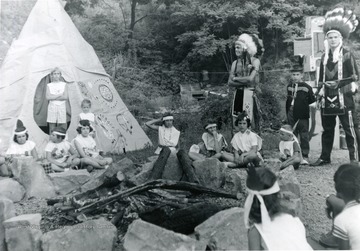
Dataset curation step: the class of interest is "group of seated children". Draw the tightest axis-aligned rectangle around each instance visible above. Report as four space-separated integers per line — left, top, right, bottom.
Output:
189 112 263 168
188 111 305 171
0 96 112 176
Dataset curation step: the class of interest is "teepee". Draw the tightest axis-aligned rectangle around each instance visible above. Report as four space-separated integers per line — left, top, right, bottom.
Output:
0 0 152 155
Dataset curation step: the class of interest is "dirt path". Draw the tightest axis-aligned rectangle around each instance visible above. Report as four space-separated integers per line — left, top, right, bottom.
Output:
297 148 349 243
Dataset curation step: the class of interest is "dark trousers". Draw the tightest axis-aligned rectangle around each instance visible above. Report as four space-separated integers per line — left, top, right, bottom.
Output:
287 109 310 156
149 147 200 183
320 108 360 161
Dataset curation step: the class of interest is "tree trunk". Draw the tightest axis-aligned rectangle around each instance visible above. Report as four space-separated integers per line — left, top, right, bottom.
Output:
129 0 137 39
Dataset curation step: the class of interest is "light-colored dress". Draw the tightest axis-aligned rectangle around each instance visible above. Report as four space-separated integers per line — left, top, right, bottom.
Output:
45 141 72 163
254 213 313 250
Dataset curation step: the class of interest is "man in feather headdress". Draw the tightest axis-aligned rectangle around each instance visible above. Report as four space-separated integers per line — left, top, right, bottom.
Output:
312 7 360 167
228 33 264 133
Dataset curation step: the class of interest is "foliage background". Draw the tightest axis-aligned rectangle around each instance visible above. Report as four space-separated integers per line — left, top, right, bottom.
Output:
1 0 360 138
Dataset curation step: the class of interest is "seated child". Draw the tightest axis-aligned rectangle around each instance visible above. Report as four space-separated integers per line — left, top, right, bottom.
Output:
72 120 113 170
245 165 312 250
188 120 228 161
330 164 360 250
6 120 38 159
45 127 80 172
79 99 96 138
278 124 302 170
222 112 263 168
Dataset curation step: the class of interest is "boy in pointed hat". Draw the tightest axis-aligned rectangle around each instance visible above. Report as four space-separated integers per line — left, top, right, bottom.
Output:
312 7 360 166
286 64 316 160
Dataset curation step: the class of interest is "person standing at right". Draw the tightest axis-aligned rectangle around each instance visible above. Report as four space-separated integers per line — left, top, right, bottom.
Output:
312 7 360 166
286 64 316 159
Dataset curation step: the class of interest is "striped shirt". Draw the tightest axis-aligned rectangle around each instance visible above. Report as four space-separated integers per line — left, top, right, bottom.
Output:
333 200 360 249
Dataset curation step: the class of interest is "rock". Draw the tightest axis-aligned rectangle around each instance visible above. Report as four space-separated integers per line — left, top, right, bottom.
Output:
193 159 226 188
278 166 301 198
129 161 154 186
0 178 25 202
80 158 135 192
0 198 15 251
49 170 90 195
124 219 197 251
41 218 117 251
194 207 247 250
11 157 56 199
161 151 184 181
109 157 135 179
223 168 242 194
3 214 42 251
280 191 303 218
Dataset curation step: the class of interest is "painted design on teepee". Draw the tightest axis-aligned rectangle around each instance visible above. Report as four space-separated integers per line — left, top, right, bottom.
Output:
96 114 115 140
116 114 133 135
78 82 92 99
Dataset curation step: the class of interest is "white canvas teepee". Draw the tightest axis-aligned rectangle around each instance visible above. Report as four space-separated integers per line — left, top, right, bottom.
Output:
0 0 152 155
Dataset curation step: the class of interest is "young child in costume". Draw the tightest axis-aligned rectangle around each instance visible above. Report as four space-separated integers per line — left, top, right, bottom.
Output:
245 166 312 250
222 112 263 167
45 127 80 172
72 120 112 170
78 99 96 138
46 67 68 134
188 120 228 161
286 65 316 159
330 164 360 250
6 120 38 159
279 124 302 170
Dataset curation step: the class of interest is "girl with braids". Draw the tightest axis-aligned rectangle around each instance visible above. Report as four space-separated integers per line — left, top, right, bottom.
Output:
244 166 312 250
331 164 360 249
228 33 264 132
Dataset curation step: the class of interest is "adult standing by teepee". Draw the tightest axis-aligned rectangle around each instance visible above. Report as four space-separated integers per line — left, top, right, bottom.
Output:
311 7 360 166
228 33 264 133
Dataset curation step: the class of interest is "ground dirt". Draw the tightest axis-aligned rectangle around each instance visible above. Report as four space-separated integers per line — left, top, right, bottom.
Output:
12 148 349 250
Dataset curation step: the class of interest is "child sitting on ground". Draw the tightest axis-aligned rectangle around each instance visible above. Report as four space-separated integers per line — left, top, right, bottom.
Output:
72 120 112 170
222 112 263 168
188 120 228 161
6 120 39 160
330 164 360 250
278 124 302 170
45 127 80 172
245 165 312 250
78 99 96 138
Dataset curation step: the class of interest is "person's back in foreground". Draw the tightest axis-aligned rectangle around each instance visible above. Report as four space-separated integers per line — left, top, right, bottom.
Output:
332 164 360 250
245 165 312 250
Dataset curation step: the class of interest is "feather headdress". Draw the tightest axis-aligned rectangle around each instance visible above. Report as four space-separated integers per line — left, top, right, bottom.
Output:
323 7 358 64
237 33 264 57
323 7 358 39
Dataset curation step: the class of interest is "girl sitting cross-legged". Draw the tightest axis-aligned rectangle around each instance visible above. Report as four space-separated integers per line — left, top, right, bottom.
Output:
72 119 112 171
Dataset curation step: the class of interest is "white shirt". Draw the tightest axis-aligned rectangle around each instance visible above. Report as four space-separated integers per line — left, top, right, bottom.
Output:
45 141 72 163
333 201 360 249
79 112 95 122
231 129 258 153
48 81 66 105
155 125 180 154
6 141 36 156
255 213 312 250
72 134 98 157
